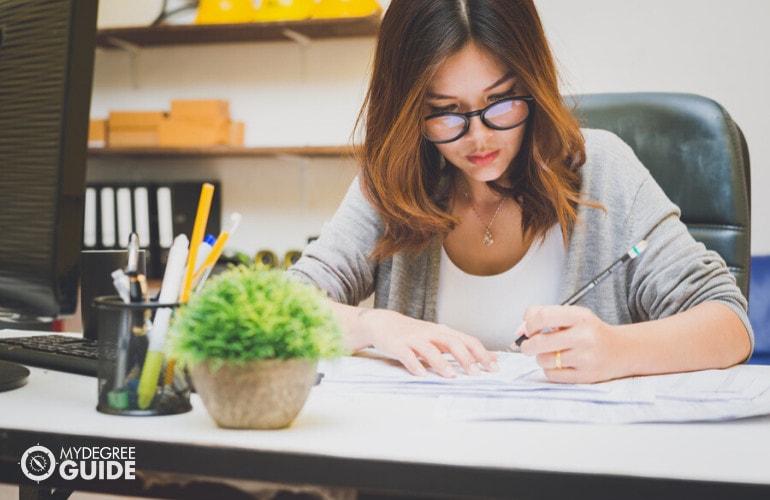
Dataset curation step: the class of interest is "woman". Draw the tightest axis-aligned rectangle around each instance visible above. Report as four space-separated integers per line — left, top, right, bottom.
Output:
288 0 752 383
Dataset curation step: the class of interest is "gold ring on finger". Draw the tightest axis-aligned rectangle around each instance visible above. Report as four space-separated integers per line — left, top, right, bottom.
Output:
555 350 562 370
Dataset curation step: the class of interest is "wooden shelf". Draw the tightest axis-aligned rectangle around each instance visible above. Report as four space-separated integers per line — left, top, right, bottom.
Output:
96 15 381 49
88 145 356 159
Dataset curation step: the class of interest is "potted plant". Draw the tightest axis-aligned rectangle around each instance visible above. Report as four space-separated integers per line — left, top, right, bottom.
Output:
168 264 346 429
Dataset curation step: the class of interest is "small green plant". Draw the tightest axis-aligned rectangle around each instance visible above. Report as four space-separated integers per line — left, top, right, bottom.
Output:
168 265 346 369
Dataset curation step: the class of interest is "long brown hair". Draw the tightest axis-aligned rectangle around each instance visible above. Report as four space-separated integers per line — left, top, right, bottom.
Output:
356 0 588 262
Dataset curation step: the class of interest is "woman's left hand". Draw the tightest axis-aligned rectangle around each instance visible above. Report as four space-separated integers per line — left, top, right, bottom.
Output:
515 305 625 383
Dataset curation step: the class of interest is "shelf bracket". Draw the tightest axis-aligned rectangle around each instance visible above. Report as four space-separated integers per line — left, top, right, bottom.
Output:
281 29 312 47
281 29 311 82
104 36 142 89
275 153 311 165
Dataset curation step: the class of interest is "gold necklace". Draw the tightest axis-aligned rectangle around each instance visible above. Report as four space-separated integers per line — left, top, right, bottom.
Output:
462 180 506 246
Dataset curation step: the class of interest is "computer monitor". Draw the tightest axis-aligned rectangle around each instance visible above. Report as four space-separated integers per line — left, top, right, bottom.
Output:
0 0 98 322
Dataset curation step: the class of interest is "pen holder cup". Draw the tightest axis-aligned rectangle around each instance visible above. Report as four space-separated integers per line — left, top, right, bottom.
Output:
93 296 192 416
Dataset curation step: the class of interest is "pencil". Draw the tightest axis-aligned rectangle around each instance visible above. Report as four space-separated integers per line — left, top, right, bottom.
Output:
179 183 215 303
192 212 242 289
513 240 648 347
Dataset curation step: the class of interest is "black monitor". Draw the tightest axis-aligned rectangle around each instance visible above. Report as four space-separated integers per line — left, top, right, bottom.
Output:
0 0 98 323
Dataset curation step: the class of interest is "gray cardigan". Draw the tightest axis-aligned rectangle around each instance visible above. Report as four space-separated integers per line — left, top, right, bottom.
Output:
289 129 754 350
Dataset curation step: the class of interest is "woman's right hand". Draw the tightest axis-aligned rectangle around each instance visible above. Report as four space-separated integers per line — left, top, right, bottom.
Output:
333 303 499 378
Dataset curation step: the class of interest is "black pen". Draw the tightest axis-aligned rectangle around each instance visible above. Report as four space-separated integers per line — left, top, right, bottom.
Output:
111 233 146 410
126 233 147 303
126 232 150 371
513 240 648 347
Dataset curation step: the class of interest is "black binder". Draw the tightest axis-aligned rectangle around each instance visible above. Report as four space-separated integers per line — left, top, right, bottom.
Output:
83 181 222 279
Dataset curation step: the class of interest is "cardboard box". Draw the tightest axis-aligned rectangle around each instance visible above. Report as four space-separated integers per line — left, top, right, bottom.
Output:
105 103 239 147
158 118 228 147
170 100 230 121
108 111 166 129
107 110 166 147
108 129 160 147
228 121 245 146
88 119 106 147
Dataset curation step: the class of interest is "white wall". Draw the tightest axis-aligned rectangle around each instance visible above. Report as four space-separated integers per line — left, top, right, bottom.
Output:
89 0 770 259
536 0 770 253
88 36 374 259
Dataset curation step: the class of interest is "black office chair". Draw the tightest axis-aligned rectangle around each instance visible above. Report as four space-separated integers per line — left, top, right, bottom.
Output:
573 92 752 297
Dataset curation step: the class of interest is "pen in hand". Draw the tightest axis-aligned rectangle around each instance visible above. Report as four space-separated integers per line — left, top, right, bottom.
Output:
513 239 648 347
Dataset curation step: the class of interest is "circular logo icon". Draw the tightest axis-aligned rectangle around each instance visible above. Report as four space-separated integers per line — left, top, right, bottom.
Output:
20 445 56 482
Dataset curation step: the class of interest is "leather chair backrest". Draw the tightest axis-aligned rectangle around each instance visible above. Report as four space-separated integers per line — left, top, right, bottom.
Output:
573 92 751 297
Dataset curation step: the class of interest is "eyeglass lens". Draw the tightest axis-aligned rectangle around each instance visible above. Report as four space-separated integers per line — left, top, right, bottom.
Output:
424 97 531 143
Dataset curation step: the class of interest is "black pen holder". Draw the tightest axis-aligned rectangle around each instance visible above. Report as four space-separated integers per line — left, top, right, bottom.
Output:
93 295 192 416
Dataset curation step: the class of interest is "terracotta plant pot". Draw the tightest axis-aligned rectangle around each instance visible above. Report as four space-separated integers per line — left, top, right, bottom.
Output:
190 358 318 429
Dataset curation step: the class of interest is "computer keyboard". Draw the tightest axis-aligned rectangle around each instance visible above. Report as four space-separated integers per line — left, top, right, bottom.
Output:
0 334 98 376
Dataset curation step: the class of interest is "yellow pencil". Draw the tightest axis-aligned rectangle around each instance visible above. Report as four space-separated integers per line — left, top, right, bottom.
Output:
179 183 215 303
192 212 242 287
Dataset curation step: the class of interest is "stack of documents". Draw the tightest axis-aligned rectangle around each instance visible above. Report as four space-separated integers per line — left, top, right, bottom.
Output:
317 352 770 424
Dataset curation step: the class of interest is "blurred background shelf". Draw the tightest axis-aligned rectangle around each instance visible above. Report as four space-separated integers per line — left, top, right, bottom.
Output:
88 145 356 158
96 15 381 48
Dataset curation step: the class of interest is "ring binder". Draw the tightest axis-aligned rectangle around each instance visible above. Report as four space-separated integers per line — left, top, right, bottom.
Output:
83 182 221 280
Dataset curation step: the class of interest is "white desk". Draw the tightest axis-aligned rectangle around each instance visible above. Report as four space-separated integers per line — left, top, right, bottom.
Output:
2 361 770 499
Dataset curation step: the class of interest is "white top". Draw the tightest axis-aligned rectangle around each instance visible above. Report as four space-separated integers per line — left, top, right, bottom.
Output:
436 224 565 350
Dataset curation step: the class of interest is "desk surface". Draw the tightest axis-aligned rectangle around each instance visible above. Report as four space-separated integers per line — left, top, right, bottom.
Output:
2 360 770 499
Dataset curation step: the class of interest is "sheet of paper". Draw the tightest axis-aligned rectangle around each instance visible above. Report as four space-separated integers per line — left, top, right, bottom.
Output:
437 391 770 424
648 365 768 401
319 351 655 404
317 351 770 424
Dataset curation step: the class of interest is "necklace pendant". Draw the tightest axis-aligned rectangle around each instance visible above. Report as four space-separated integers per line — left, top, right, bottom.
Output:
483 229 494 246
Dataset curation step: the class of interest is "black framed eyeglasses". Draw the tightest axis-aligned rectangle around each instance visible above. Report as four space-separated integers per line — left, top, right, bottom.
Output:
423 96 534 144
